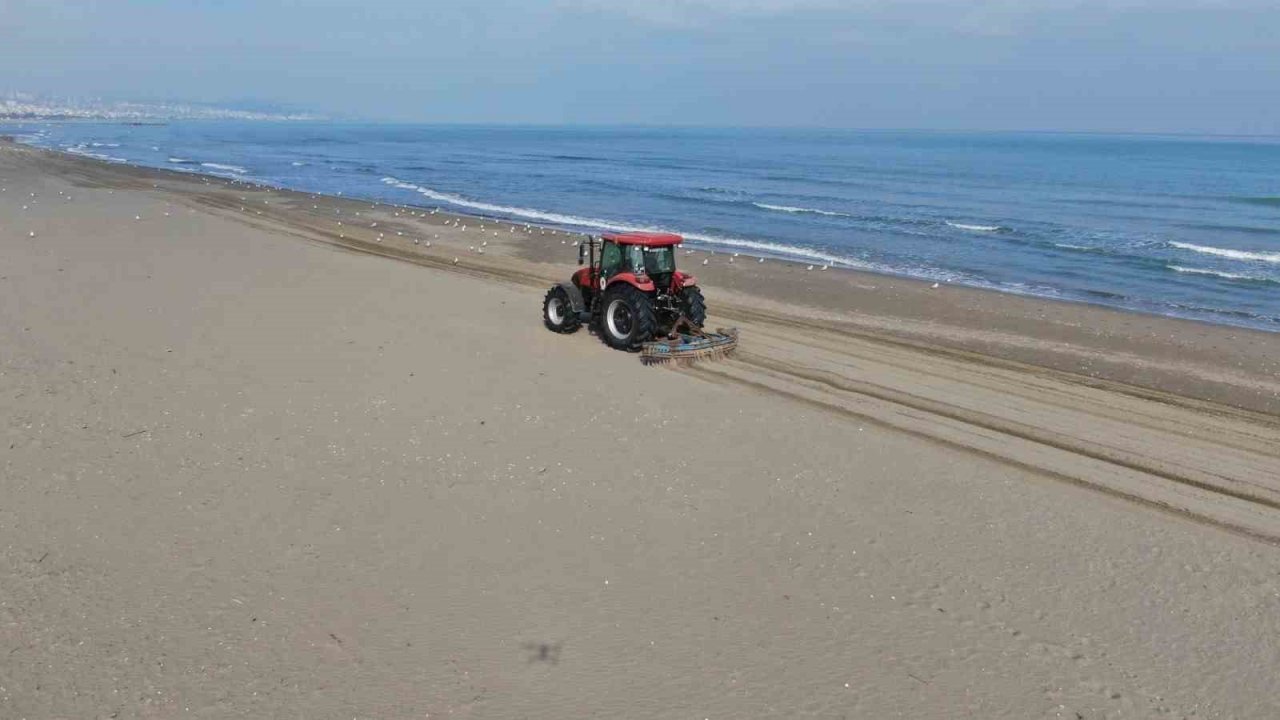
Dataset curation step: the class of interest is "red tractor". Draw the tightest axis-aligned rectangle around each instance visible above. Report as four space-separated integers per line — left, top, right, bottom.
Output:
542 232 707 350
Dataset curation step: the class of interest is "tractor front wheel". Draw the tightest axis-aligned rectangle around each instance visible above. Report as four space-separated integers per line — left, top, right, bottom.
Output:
543 286 582 334
600 284 657 350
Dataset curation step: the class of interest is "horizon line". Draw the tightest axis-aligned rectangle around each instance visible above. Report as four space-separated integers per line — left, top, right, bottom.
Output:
4 115 1279 141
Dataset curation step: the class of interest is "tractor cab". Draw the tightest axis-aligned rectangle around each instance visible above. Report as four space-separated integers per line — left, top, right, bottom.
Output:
576 232 683 291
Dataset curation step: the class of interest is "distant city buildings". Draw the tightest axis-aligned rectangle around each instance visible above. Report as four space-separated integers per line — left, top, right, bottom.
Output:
0 93 317 121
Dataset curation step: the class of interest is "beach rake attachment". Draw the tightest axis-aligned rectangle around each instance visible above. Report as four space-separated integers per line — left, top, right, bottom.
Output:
640 320 739 366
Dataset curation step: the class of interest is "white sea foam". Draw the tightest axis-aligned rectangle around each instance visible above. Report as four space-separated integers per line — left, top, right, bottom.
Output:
946 221 1005 232
168 157 195 164
753 202 851 218
380 176 958 276
1169 241 1280 264
201 162 248 174
291 161 307 166
64 144 127 163
1167 265 1273 282
1054 243 1096 251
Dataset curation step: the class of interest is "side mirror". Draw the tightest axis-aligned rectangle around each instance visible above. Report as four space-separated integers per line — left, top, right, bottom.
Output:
578 240 587 266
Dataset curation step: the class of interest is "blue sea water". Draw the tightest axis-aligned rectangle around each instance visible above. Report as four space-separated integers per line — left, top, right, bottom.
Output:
8 121 1279 331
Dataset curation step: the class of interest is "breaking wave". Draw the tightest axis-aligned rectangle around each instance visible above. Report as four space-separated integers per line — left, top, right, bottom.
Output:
1167 265 1277 284
753 202 852 218
200 162 248 174
1169 241 1280 264
946 221 1007 232
64 144 127 163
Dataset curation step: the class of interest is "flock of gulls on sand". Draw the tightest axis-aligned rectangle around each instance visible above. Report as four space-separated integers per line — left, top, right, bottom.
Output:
7 175 955 286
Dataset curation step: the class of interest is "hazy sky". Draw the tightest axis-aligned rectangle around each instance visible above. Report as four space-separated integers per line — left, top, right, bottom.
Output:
2 0 1277 133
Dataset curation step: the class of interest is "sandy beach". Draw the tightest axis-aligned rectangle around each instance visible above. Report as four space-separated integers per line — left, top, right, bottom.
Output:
3 140 1279 718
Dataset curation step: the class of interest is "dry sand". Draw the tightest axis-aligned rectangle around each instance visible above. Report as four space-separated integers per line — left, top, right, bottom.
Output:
2 141 1279 718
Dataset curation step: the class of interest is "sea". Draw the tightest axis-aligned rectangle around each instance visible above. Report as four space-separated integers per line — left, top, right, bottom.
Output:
7 121 1279 332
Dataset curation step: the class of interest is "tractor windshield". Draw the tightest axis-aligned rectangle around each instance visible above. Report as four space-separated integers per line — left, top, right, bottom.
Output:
613 242 677 277
640 246 676 275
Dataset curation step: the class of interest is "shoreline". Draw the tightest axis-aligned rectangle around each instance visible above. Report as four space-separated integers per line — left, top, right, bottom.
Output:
5 132 1280 718
8 138 1277 415
9 129 1278 336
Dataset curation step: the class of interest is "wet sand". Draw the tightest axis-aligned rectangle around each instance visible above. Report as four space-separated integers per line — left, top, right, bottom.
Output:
3 141 1279 718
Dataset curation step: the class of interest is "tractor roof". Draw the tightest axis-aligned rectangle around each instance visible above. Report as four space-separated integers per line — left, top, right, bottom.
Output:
601 232 683 247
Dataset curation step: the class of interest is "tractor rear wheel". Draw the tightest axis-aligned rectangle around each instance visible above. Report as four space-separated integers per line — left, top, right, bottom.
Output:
680 286 707 327
543 286 581 334
600 284 657 350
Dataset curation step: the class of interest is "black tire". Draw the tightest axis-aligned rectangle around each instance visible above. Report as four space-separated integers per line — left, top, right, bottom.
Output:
599 283 657 350
681 286 707 327
543 286 582 334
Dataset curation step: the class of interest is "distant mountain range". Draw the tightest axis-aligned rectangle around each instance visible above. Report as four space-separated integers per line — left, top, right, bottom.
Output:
0 94 320 122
